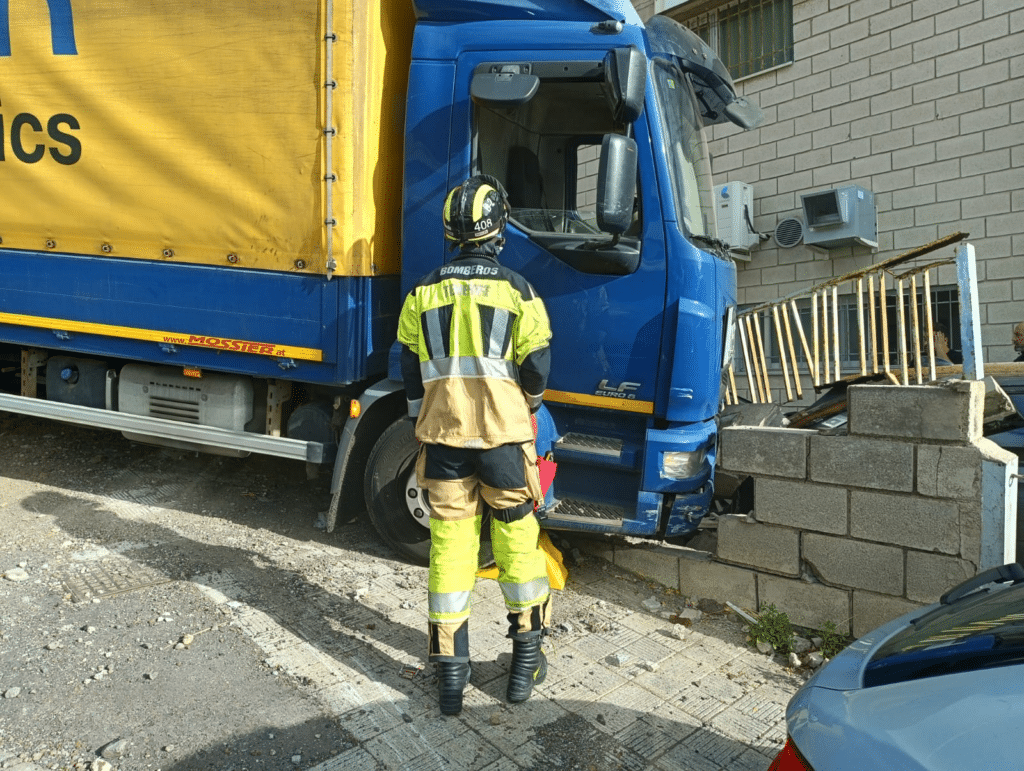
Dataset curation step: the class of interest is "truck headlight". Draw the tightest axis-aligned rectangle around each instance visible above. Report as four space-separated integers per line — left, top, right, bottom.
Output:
661 450 705 479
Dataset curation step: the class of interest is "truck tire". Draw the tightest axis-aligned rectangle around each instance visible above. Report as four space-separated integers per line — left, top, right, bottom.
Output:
365 418 432 565
364 417 495 568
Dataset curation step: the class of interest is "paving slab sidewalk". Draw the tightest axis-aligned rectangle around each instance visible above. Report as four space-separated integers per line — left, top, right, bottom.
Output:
254 553 803 771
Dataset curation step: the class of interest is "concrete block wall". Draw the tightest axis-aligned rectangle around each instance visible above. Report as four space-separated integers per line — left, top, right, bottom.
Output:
584 382 1019 638
638 0 1024 399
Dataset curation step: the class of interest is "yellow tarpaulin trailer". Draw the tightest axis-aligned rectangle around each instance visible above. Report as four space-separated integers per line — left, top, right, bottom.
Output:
0 0 413 276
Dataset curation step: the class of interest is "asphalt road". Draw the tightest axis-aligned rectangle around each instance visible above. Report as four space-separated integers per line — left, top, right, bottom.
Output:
0 411 799 771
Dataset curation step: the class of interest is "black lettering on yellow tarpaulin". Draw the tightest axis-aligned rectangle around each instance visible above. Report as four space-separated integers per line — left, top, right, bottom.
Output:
0 111 82 164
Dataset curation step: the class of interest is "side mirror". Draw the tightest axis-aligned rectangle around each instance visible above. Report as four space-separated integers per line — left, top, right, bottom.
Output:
603 46 646 123
596 134 638 236
471 67 539 108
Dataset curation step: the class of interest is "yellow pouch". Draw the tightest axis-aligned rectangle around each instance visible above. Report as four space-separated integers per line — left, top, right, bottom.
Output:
477 530 567 591
540 530 568 590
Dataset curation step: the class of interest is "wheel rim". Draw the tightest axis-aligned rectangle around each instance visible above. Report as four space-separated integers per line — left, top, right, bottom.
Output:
402 462 432 531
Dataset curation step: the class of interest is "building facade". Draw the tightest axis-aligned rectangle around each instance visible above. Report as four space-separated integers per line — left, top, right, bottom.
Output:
634 0 1022 402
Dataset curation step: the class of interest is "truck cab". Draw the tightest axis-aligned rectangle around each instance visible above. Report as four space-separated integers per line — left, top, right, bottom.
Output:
358 0 763 562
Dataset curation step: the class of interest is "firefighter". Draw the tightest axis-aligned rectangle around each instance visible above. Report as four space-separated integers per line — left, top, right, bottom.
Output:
397 175 553 715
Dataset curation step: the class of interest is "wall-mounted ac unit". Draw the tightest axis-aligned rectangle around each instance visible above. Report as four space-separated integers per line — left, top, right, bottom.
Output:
715 182 759 259
800 185 878 249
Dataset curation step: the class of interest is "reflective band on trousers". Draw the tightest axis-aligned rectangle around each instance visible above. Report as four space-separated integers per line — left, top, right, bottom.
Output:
429 590 472 617
499 576 550 610
421 356 516 382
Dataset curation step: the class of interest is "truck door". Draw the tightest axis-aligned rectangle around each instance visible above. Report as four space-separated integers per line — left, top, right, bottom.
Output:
450 52 666 418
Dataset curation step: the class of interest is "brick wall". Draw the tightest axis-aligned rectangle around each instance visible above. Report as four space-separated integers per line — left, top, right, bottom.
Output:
637 0 1023 393
586 382 1019 637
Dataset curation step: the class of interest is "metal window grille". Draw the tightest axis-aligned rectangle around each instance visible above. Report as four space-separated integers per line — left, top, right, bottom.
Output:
679 0 793 79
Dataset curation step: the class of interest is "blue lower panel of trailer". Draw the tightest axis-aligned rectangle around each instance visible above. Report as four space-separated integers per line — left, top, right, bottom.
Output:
0 250 399 385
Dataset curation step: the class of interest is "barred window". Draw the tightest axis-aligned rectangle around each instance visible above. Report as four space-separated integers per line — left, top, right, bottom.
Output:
670 0 793 80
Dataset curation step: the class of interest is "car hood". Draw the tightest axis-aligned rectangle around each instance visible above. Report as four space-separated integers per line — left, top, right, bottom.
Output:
789 667 1024 770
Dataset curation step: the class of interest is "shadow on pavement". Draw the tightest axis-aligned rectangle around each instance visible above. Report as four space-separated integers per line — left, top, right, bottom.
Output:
159 697 775 771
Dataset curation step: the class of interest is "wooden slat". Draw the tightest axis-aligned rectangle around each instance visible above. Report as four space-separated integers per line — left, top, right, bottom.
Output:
791 300 816 388
880 271 891 378
812 292 820 386
868 273 879 374
743 315 765 403
924 270 936 383
910 274 922 385
857 277 867 376
897 278 909 385
782 302 802 398
820 290 831 383
832 285 841 381
752 311 772 402
738 316 759 403
773 305 793 401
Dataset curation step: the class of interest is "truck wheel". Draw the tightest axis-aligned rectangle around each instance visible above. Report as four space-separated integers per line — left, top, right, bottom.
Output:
364 417 495 568
365 418 432 565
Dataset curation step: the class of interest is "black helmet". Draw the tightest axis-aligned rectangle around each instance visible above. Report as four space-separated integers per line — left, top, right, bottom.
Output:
442 175 510 245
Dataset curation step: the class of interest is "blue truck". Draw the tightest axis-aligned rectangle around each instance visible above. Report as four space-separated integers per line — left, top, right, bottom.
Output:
0 0 761 564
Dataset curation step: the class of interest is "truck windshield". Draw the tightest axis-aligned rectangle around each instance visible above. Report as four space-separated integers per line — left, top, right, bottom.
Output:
651 59 716 240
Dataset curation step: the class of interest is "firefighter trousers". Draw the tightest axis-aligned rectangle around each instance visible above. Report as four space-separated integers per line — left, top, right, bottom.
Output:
418 443 552 660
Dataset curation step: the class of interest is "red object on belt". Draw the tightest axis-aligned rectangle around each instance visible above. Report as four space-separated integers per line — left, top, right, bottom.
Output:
537 457 557 496
530 414 557 496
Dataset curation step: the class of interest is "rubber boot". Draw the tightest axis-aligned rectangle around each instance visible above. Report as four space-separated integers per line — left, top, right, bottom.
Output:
437 660 472 716
429 621 472 715
506 634 547 703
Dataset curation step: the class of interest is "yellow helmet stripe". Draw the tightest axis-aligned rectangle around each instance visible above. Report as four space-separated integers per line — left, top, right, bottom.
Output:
472 184 493 221
444 188 459 222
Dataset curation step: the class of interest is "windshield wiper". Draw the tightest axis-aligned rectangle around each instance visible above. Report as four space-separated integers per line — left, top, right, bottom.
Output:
940 563 1024 605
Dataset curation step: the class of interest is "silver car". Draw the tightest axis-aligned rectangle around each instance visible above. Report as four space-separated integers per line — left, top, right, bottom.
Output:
769 563 1024 771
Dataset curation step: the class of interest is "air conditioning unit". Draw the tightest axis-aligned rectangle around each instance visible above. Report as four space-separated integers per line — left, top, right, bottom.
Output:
800 185 878 249
715 182 759 258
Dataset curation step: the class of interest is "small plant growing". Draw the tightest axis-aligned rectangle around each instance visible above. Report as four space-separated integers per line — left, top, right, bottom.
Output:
816 620 848 659
748 603 793 654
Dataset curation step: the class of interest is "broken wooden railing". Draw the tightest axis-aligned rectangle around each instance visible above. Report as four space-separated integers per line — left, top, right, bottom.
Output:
725 232 983 406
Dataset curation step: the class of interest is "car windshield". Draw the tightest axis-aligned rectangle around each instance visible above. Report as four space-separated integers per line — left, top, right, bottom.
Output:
863 580 1024 687
650 58 716 240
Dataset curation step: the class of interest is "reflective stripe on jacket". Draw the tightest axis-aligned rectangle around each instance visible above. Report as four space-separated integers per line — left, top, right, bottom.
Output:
397 249 551 449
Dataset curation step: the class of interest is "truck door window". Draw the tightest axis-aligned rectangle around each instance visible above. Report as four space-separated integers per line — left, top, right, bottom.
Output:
650 59 716 239
475 73 641 257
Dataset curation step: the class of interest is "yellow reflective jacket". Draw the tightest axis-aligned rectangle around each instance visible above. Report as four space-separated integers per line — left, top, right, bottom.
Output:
397 249 552 449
